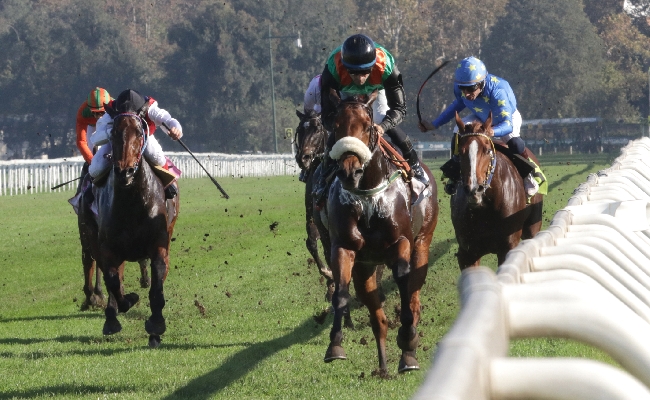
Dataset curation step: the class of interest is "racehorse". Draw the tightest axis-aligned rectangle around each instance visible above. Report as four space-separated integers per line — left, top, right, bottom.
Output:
451 111 543 269
294 110 333 293
320 90 438 374
78 112 179 347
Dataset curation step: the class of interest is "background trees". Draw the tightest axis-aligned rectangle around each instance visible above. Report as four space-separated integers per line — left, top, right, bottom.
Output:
0 0 648 158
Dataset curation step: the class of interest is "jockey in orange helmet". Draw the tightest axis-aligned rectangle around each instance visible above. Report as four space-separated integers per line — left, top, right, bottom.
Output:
76 87 111 164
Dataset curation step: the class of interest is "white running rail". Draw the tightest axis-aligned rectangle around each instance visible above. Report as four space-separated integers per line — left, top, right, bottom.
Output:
414 137 650 399
0 152 299 196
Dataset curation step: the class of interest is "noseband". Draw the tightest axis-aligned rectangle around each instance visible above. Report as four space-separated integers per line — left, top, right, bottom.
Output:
461 133 496 187
110 112 149 174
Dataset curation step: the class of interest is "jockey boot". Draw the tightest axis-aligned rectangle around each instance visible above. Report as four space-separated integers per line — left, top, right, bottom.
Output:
524 173 539 197
406 149 429 187
312 155 336 205
440 156 461 195
298 168 308 183
164 182 178 199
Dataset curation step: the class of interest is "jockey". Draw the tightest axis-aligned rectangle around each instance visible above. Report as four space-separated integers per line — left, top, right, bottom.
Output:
88 89 183 199
75 87 112 193
418 56 541 197
313 34 428 203
296 74 322 183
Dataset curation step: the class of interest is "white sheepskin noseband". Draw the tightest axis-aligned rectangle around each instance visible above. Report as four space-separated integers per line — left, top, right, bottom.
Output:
329 136 372 165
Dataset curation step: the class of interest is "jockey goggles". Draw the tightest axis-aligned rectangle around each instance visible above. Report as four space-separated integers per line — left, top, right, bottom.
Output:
459 83 481 92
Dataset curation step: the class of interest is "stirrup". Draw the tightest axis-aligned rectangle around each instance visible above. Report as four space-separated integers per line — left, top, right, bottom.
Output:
164 184 178 199
410 163 429 186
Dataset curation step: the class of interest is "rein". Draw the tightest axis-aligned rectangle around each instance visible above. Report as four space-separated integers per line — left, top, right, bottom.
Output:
112 112 149 173
461 132 497 187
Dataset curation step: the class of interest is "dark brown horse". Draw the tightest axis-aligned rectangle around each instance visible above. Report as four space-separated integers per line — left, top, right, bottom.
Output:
78 112 179 347
320 91 438 374
294 110 333 292
451 112 543 269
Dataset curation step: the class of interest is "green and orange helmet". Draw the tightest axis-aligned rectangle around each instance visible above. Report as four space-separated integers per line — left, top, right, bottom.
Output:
87 87 111 112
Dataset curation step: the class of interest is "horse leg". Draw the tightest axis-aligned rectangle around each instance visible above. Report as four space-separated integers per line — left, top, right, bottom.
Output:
324 246 354 363
306 218 334 291
145 249 169 348
101 260 134 335
81 247 104 310
138 259 151 288
389 238 421 373
456 248 482 271
398 235 432 372
353 264 388 374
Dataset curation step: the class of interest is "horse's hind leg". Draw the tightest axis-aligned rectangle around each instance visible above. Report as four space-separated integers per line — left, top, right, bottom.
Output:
145 251 168 347
81 248 104 310
353 265 388 374
138 259 151 288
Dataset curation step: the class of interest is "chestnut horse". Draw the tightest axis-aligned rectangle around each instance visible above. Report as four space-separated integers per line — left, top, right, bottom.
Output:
451 112 543 269
294 110 333 290
78 112 179 347
321 91 438 374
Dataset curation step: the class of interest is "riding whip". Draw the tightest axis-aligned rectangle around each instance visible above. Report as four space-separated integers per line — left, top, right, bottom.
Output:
161 122 230 199
416 60 450 124
51 177 81 190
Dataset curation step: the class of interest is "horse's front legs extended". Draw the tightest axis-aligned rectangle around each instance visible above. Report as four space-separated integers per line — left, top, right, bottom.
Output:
390 238 421 373
324 246 354 363
138 259 151 288
101 259 138 335
353 264 388 374
145 248 168 347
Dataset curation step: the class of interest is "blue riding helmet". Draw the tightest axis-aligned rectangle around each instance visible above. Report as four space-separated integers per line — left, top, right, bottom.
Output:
454 56 488 86
341 34 377 72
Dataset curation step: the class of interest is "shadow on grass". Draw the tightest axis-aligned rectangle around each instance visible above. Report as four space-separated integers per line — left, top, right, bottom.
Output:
547 164 594 193
0 384 135 399
0 313 102 323
162 316 328 399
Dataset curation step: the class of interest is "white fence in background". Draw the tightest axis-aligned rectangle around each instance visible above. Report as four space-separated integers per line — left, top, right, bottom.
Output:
415 138 650 399
0 152 299 196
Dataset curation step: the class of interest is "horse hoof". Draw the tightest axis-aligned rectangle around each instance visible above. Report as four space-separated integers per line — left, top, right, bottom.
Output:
148 335 162 348
145 317 166 335
103 319 122 335
118 293 140 313
324 345 347 363
398 352 420 373
90 294 106 308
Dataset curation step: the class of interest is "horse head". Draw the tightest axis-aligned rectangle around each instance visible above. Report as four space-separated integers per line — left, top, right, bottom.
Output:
295 109 326 171
109 113 147 187
328 89 380 191
455 111 496 206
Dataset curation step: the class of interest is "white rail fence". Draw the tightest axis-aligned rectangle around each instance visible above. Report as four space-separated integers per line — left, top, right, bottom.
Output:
415 137 650 399
0 152 299 196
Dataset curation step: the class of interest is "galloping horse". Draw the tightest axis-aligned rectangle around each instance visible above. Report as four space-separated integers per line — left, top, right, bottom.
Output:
451 111 543 269
294 110 333 292
78 112 179 347
320 91 438 374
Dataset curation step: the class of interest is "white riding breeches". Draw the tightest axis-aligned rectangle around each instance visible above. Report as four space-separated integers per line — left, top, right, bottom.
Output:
453 110 522 143
88 134 167 178
341 89 389 125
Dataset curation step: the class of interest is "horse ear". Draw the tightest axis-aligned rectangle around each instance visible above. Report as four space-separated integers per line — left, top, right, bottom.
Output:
105 102 118 119
296 110 305 119
329 88 341 106
454 112 465 134
366 90 378 107
484 111 494 136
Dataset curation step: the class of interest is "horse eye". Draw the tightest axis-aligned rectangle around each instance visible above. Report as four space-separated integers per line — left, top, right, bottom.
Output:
303 122 310 128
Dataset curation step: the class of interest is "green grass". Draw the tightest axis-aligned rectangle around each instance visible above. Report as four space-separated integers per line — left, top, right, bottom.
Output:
0 155 614 399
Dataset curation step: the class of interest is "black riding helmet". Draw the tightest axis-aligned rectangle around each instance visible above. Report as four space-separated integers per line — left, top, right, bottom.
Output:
113 89 147 114
341 34 376 73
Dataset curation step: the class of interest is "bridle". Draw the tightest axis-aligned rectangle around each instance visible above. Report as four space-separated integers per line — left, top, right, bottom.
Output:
110 112 149 175
295 113 327 168
336 101 378 158
460 132 497 188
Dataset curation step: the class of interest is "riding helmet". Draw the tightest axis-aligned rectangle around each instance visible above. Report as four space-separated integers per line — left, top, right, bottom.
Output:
114 89 147 114
341 34 377 72
87 87 111 112
454 56 488 86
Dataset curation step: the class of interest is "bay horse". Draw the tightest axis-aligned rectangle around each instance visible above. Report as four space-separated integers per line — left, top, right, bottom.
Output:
294 110 334 292
78 112 179 347
451 111 543 269
321 90 438 374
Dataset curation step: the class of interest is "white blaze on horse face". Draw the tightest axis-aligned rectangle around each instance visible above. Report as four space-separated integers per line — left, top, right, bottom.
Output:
469 140 479 190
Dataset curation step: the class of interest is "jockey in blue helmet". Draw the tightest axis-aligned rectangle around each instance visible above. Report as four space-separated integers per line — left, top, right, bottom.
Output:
418 56 542 197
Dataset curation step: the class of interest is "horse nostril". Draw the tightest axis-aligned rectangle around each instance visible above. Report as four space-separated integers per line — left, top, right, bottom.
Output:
126 168 135 179
354 168 364 176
